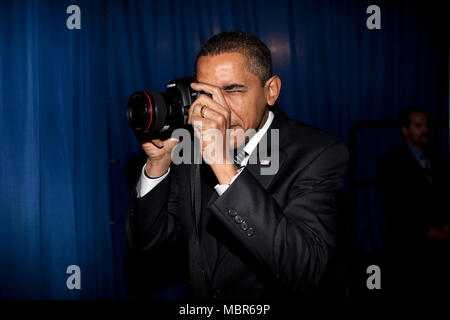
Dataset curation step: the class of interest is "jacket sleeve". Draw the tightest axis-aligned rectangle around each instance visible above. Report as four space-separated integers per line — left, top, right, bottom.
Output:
208 141 348 294
126 165 180 254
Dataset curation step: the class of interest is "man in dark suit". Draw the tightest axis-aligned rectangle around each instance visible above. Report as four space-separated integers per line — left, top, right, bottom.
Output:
126 31 348 300
376 107 450 299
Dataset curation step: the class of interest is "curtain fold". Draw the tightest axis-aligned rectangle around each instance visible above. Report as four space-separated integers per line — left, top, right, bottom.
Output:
0 0 114 299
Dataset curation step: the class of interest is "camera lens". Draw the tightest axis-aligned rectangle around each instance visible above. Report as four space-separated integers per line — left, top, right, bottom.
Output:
127 92 153 131
127 91 169 133
126 77 195 142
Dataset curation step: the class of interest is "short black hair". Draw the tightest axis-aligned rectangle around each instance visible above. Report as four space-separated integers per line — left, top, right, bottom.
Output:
195 31 272 86
398 106 427 128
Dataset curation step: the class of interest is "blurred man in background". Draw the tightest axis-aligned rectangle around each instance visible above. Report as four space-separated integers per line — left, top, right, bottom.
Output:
376 107 450 300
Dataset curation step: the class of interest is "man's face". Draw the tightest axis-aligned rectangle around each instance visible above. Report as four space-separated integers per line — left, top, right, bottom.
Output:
403 112 429 147
195 52 270 149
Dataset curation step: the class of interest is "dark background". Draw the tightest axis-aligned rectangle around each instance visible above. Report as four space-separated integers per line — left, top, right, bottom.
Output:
0 0 448 300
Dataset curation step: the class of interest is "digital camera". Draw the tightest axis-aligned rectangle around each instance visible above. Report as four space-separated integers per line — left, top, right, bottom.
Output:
127 77 206 142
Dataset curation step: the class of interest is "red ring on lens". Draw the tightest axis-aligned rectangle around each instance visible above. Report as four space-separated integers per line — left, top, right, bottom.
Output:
143 92 153 131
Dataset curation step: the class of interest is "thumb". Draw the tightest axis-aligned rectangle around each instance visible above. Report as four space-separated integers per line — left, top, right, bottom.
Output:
151 139 163 148
167 137 180 148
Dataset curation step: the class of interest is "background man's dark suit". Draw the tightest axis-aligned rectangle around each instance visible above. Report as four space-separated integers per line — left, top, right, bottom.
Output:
126 105 349 300
376 143 450 297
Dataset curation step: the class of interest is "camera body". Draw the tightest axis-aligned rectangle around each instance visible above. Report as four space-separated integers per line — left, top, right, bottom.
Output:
127 77 204 143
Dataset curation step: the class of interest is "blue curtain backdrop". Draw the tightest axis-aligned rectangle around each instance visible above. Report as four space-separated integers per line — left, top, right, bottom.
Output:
0 0 448 299
0 0 114 299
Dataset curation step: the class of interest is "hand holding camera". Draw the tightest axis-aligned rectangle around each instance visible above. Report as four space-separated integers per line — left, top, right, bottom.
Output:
127 77 237 183
188 81 232 166
142 138 179 178
127 77 200 176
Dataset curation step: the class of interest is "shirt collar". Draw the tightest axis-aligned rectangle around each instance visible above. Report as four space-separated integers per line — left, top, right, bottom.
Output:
241 111 274 165
408 144 424 159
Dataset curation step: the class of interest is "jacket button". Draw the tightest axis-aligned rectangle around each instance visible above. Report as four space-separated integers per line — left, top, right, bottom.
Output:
234 215 243 224
212 289 221 299
228 209 237 217
241 221 248 231
247 227 254 237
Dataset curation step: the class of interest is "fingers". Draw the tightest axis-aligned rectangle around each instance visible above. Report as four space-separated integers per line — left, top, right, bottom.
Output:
166 137 180 149
188 82 231 125
188 96 230 127
186 83 232 165
191 103 222 121
191 82 228 107
190 116 227 145
150 139 163 148
143 137 179 150
191 99 229 129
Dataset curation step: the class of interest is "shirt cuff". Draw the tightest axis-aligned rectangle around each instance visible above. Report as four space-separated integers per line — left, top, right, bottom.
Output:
136 164 170 198
214 167 245 196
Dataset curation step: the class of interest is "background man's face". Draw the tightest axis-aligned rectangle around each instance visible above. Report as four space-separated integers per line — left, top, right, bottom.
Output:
196 52 269 149
403 112 429 147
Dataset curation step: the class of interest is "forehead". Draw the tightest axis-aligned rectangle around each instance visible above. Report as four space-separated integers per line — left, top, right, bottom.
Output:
196 52 256 85
410 112 427 123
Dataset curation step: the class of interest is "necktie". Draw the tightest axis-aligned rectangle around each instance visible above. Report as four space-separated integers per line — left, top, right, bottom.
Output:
419 153 431 170
419 153 433 183
233 148 248 168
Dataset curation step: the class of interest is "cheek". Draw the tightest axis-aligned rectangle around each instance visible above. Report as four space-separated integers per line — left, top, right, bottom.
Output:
227 93 264 129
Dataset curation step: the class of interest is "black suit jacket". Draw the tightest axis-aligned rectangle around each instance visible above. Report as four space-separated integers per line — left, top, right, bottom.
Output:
126 105 349 300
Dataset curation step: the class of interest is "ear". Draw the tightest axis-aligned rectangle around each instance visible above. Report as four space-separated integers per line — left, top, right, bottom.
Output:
264 75 281 106
401 126 408 137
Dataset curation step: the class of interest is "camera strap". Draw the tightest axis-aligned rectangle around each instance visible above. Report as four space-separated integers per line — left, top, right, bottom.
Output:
189 162 208 300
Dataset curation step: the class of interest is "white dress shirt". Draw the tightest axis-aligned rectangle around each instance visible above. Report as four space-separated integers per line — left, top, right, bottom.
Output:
136 111 274 198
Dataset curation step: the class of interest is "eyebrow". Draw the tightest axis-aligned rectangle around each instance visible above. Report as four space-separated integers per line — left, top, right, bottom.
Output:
222 83 247 90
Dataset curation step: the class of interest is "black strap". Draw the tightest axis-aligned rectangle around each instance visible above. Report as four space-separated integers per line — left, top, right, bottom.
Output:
189 162 208 300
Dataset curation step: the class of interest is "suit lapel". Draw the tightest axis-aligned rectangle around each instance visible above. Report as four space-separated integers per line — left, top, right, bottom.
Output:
245 148 288 190
245 105 290 190
402 144 433 185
